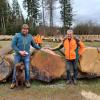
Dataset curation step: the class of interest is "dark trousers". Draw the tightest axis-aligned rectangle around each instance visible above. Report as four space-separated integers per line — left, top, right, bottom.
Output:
66 59 78 81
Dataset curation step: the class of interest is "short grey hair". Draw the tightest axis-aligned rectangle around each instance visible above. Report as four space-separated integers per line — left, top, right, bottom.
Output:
67 29 73 34
22 24 29 29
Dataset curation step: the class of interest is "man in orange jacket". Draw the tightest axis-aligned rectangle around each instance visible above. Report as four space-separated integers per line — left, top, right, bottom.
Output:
52 30 85 85
34 34 43 47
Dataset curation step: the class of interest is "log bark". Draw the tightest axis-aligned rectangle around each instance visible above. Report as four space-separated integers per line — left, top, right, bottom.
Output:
0 44 12 57
0 45 100 82
0 55 13 81
0 45 13 81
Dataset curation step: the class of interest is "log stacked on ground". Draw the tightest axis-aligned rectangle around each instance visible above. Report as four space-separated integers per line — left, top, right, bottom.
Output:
79 47 100 75
0 45 100 82
31 49 66 82
0 45 13 81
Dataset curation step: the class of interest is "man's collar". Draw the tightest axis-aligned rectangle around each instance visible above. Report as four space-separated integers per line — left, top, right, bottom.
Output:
21 32 28 36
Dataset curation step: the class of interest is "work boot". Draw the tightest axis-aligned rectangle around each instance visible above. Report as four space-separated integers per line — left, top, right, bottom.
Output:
66 80 71 85
25 81 31 88
73 80 77 85
10 83 16 89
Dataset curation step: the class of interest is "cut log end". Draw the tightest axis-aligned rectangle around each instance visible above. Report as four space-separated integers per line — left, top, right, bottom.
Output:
0 59 11 81
31 50 66 82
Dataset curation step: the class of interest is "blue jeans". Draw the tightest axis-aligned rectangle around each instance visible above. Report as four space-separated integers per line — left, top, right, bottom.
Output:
12 54 30 83
66 59 78 81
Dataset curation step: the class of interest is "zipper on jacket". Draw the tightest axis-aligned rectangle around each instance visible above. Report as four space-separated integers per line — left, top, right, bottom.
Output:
23 36 26 50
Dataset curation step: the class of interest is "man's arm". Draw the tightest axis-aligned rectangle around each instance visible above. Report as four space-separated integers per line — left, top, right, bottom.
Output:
11 35 20 53
52 43 63 51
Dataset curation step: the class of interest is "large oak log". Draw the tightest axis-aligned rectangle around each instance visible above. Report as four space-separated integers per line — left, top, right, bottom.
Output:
0 46 35 82
0 44 12 57
31 49 66 82
0 45 13 81
79 47 100 75
30 48 100 82
0 55 13 81
0 48 12 81
0 48 65 82
0 45 100 82
0 35 13 41
52 43 100 76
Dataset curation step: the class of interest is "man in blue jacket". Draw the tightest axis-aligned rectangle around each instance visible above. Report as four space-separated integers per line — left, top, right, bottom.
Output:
11 24 41 89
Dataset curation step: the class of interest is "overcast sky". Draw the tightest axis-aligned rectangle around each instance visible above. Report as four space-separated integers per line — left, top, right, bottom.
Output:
9 0 100 25
73 0 100 24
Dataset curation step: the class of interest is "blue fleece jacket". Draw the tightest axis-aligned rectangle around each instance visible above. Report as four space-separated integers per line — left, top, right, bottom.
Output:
11 32 40 54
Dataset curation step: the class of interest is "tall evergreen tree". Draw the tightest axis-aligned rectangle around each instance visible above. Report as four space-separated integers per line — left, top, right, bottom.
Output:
12 0 22 17
41 0 46 35
0 0 24 35
23 0 40 30
44 0 57 35
12 0 24 33
0 0 8 34
6 1 15 34
60 0 73 34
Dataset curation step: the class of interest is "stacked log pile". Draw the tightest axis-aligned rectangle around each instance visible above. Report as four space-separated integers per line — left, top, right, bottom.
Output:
0 35 13 41
0 35 100 42
0 45 100 82
42 35 100 42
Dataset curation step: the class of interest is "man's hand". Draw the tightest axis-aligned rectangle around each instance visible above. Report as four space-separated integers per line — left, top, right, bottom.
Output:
19 51 27 56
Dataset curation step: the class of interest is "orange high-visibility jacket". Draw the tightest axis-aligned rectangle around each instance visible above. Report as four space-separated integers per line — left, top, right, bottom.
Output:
63 38 77 60
34 35 42 44
63 38 85 60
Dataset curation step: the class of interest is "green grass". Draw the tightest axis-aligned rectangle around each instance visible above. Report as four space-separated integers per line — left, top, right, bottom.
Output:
78 78 100 95
0 79 100 100
84 42 100 47
37 78 100 95
21 79 100 95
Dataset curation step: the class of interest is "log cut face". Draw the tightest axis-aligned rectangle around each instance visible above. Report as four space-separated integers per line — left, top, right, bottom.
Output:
0 44 13 81
0 59 11 81
31 49 66 82
79 47 100 75
1 47 100 82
